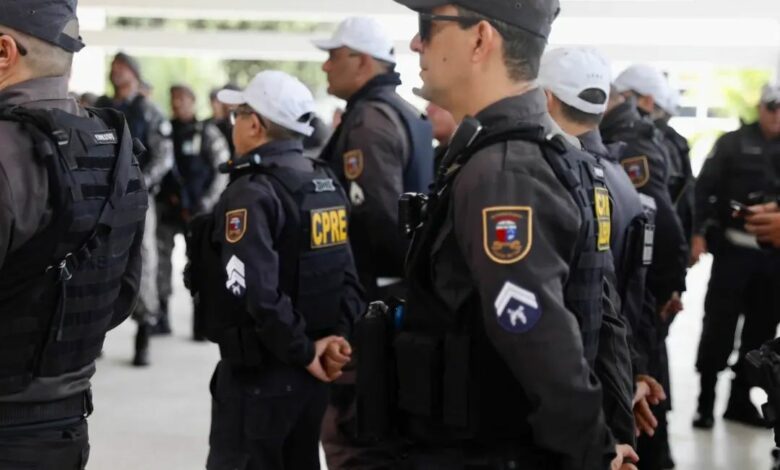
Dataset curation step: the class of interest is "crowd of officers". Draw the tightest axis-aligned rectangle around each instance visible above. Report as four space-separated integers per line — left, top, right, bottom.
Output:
1 0 780 469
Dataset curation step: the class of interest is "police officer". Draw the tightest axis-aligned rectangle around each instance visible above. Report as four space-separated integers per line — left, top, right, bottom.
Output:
377 1 638 468
156 84 229 340
95 52 174 366
539 46 668 451
0 2 147 467
200 71 364 470
691 83 780 430
313 17 434 467
314 16 434 300
615 65 695 252
601 69 688 470
207 83 239 157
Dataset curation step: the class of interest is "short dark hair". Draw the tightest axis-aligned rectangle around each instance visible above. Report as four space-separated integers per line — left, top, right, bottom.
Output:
263 116 306 141
457 6 547 82
556 88 606 126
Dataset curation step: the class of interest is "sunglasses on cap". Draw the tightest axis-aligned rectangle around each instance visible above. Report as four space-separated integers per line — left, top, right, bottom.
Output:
765 101 780 112
418 12 483 43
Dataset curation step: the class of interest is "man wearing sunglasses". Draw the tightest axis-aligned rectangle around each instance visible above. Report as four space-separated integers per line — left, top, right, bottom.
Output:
692 82 780 432
199 71 364 470
385 1 636 469
0 1 147 468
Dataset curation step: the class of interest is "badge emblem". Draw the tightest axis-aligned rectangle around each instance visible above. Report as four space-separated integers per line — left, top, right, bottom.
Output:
621 156 650 188
343 149 364 180
483 207 532 264
494 282 542 334
225 209 247 244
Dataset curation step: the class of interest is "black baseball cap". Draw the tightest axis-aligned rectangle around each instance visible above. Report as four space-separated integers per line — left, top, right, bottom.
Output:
394 0 560 40
0 0 85 52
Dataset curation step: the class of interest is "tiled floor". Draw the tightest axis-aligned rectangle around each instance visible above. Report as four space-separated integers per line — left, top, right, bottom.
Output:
86 243 777 469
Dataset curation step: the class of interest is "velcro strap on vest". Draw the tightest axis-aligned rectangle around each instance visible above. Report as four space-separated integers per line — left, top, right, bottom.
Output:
0 390 92 427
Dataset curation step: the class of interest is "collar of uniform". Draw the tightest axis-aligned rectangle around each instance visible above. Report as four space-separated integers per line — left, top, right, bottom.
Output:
474 88 549 132
0 75 70 107
242 139 304 165
600 98 642 138
579 128 610 159
346 71 402 109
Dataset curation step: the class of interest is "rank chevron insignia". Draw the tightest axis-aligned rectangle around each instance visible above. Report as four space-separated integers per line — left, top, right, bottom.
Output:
225 255 246 297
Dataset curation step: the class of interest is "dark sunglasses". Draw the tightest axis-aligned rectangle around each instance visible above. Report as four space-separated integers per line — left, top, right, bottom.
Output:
766 101 780 112
0 33 27 56
418 13 482 43
229 106 267 129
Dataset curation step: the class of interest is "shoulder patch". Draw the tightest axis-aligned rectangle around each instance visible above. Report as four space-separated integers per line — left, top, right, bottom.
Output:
494 282 542 334
225 209 247 244
621 156 650 188
343 149 364 180
483 207 533 264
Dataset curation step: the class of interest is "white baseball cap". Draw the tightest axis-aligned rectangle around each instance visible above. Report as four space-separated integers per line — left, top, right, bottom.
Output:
538 47 612 115
217 71 315 137
657 84 681 116
312 17 396 64
761 83 780 104
614 64 668 100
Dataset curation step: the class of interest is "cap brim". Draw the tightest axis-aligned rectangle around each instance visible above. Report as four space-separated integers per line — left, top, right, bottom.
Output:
216 89 246 105
312 38 343 51
393 0 449 11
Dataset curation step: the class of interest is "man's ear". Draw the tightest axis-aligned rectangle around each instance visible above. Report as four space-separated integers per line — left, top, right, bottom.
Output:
471 20 498 64
0 34 22 71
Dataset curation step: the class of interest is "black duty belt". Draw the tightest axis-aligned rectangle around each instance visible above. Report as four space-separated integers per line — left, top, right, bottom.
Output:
0 390 93 428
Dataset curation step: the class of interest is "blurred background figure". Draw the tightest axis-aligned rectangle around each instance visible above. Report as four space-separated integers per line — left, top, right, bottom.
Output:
207 83 240 156
691 82 780 431
95 52 174 367
155 84 230 340
425 102 457 171
79 91 98 107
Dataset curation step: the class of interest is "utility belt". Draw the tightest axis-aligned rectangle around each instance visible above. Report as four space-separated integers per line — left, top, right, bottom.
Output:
353 301 472 443
0 390 92 429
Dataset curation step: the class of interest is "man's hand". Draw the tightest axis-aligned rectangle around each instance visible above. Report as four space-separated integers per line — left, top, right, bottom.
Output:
689 234 708 266
659 291 683 323
322 338 352 379
306 336 351 383
633 375 667 437
611 444 639 470
746 203 780 248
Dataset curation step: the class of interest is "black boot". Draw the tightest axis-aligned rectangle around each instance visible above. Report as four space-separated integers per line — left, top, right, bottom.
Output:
723 379 768 427
150 299 172 336
693 373 717 429
133 323 151 367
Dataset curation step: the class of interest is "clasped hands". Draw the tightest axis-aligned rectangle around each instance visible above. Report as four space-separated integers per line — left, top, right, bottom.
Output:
305 336 352 383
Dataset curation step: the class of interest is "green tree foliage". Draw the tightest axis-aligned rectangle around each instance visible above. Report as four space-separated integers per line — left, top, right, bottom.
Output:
714 69 772 123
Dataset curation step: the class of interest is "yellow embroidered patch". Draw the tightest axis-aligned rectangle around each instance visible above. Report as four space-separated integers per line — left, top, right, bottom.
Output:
311 206 349 249
483 207 533 264
594 187 611 252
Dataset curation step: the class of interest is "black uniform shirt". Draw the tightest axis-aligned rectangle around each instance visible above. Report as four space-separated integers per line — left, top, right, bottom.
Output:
430 89 615 468
213 140 362 368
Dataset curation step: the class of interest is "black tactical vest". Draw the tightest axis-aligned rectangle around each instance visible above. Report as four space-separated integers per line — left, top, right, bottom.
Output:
0 106 147 395
189 158 352 366
399 123 612 440
160 120 216 212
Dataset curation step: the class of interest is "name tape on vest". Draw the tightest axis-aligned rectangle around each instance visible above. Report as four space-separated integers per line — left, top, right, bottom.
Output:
311 207 348 249
93 130 118 145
